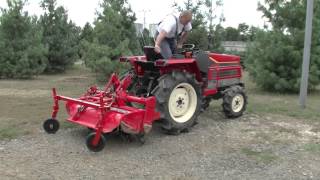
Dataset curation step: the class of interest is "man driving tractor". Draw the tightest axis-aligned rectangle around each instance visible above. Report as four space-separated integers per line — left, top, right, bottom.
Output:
154 10 193 59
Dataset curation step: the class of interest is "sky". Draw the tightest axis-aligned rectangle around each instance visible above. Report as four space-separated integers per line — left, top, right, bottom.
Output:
0 0 265 28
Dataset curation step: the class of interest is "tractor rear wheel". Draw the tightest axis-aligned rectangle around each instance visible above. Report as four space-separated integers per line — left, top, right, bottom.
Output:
153 72 202 134
222 85 247 118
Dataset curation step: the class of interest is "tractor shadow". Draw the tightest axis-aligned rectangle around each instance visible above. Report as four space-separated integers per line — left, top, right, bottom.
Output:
65 102 236 153
201 108 230 122
68 123 168 150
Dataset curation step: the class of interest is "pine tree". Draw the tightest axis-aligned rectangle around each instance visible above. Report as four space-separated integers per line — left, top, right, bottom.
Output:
238 23 250 41
224 27 239 41
82 0 138 81
40 0 80 73
0 0 47 79
246 0 320 92
80 23 94 42
173 0 224 51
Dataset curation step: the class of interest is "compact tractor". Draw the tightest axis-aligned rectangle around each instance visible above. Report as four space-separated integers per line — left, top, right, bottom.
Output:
43 45 247 152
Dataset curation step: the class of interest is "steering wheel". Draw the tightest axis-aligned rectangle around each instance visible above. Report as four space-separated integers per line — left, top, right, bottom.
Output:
182 44 196 52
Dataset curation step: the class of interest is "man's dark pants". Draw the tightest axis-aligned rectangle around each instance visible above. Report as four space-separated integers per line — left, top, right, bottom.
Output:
155 32 177 59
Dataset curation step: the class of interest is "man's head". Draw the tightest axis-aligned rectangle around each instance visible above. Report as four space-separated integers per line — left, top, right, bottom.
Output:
179 10 192 25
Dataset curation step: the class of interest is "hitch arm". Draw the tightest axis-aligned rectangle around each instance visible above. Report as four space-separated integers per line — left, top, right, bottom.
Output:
51 88 59 119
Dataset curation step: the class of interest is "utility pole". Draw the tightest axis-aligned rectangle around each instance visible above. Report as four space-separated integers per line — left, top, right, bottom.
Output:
299 0 314 108
208 0 213 50
209 0 213 29
140 9 151 29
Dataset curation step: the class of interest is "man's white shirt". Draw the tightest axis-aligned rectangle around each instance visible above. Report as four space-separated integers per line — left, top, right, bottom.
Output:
157 14 192 38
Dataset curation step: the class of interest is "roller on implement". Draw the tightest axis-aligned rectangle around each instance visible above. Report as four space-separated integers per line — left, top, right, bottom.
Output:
43 44 248 152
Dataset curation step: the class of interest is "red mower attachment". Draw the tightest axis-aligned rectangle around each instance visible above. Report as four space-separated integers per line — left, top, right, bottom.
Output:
43 73 160 152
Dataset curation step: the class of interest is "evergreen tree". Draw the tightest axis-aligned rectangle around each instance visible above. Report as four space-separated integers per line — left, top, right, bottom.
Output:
0 0 47 79
238 23 249 41
224 27 239 41
40 0 80 73
246 0 320 92
79 22 93 59
211 24 225 52
82 0 138 81
247 26 259 41
173 0 224 51
80 23 94 42
138 28 153 47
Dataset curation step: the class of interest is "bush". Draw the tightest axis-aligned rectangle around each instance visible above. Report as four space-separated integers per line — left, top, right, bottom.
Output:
246 0 320 93
40 0 80 73
0 0 47 79
246 30 320 92
82 0 137 81
186 26 209 50
82 40 129 82
224 50 246 68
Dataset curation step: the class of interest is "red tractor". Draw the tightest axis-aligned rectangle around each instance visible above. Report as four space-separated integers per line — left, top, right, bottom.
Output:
43 45 247 152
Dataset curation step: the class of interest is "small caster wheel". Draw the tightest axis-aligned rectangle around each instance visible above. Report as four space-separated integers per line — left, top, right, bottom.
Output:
87 127 95 132
43 119 60 134
86 132 106 152
136 134 146 145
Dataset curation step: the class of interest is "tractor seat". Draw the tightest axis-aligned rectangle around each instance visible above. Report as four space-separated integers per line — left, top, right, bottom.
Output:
194 51 213 74
144 46 164 62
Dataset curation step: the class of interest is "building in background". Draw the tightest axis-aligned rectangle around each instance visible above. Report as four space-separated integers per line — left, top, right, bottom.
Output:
221 41 247 52
134 23 143 36
149 24 157 38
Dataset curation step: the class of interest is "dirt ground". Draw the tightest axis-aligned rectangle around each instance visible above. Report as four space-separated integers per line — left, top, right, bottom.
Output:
1 111 320 179
1 67 320 179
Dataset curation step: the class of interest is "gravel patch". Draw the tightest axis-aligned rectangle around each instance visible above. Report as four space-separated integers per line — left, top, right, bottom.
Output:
0 113 319 180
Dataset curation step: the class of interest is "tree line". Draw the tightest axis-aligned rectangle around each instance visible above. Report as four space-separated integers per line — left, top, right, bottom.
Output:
0 0 319 92
0 0 140 80
246 0 320 92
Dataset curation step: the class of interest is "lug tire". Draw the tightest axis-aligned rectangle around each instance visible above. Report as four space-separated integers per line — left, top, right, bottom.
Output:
153 71 202 134
222 85 247 118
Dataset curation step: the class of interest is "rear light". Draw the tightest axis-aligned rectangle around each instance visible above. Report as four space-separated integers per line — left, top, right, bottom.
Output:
119 57 129 62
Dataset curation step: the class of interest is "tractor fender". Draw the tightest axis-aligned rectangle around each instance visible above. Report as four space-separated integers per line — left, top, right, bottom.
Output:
155 59 203 83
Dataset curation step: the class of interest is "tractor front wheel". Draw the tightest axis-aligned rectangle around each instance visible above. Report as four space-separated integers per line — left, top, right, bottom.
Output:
153 72 202 134
222 85 247 118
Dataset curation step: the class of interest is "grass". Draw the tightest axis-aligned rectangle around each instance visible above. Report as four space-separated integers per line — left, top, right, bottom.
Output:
243 73 320 121
0 65 319 140
241 147 279 164
0 64 95 140
208 72 320 121
303 143 320 153
0 127 30 140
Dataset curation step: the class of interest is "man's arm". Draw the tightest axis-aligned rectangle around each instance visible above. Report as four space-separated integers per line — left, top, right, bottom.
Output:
154 30 168 53
177 31 189 48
